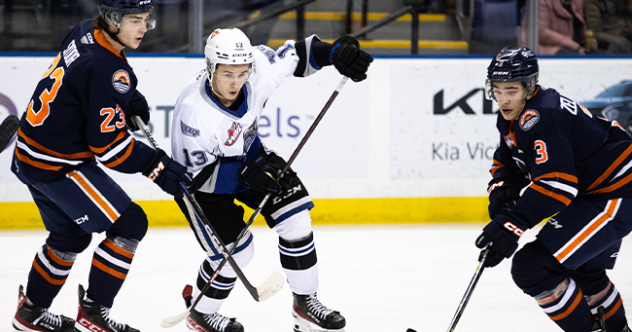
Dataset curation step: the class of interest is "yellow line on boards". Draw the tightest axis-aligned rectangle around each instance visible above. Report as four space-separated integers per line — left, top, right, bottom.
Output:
267 39 468 50
0 197 488 230
278 12 446 22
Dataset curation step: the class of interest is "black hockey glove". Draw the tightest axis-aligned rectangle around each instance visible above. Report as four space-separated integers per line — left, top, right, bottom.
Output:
142 149 196 198
487 179 521 219
475 208 529 268
330 36 373 82
238 152 297 194
125 90 150 132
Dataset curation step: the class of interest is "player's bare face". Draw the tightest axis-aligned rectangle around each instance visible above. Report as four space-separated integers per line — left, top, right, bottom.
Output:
492 82 527 121
211 64 252 107
117 13 150 50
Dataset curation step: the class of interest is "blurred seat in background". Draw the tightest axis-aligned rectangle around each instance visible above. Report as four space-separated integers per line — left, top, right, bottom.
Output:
470 0 519 54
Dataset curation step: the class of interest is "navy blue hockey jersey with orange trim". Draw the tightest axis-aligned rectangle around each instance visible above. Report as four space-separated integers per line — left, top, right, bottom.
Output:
491 85 632 227
12 19 156 184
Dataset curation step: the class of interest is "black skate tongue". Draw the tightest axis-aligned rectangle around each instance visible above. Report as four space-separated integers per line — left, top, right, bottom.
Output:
182 284 193 308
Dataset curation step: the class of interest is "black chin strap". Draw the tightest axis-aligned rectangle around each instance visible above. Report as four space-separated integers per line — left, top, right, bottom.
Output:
102 26 130 49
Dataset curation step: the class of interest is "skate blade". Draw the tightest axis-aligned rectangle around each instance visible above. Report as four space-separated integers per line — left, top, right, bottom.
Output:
292 312 345 332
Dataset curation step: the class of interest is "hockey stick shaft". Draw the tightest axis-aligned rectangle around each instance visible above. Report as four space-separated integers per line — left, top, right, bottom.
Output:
161 75 349 327
131 117 276 302
446 245 491 332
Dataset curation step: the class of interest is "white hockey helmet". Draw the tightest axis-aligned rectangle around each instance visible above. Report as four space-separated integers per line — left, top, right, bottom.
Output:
204 28 254 76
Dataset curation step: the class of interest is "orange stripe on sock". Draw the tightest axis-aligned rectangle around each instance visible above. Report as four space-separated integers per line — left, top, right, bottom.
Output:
103 239 134 259
33 259 66 285
604 298 623 320
46 245 74 267
92 258 127 280
550 290 584 321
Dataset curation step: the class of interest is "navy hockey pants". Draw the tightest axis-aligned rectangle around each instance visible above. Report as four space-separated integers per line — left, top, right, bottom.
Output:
25 161 148 308
513 197 632 295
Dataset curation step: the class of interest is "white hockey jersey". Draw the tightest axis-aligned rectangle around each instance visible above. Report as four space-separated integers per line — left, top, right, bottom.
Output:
171 36 323 194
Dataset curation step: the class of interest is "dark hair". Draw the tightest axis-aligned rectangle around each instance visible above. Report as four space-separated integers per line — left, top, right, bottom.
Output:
93 16 108 30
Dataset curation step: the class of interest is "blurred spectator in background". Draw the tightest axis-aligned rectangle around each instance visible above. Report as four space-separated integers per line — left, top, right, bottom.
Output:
584 0 632 54
521 0 597 54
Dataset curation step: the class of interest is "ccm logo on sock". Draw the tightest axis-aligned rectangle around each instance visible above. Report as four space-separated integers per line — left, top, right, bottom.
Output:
503 221 524 237
148 161 164 181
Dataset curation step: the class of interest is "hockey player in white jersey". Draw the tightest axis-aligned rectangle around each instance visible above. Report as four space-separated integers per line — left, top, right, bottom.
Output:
171 28 372 332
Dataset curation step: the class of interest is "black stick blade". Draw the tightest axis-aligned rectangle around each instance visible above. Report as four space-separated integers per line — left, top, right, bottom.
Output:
0 115 19 152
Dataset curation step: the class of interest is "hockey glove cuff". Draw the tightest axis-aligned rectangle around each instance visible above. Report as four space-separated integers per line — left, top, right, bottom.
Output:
487 179 521 219
475 209 528 268
126 90 150 132
330 36 373 82
238 154 282 194
142 149 195 198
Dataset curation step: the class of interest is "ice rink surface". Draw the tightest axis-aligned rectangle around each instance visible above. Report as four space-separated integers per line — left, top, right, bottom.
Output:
1 224 631 332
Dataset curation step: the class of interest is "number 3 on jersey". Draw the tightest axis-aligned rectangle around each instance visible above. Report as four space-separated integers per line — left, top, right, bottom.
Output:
26 53 65 127
534 140 548 164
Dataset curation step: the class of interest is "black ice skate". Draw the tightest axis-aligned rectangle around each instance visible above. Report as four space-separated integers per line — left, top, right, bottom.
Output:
12 285 76 332
292 293 346 332
75 284 139 332
186 309 244 332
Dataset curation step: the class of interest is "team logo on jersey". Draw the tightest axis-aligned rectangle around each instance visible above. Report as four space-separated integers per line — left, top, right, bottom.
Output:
503 134 514 149
180 121 200 137
225 122 242 146
519 109 540 131
112 70 131 94
243 120 258 152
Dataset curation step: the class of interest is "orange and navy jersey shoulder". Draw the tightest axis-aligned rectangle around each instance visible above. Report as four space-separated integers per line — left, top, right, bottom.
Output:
12 19 155 184
490 85 632 226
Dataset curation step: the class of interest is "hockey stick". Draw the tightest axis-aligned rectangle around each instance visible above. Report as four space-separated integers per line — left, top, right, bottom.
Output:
407 245 492 332
160 75 350 328
131 116 285 302
0 115 19 152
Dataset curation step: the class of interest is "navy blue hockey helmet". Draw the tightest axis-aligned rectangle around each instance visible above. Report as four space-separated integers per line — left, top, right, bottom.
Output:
485 47 539 101
98 0 156 30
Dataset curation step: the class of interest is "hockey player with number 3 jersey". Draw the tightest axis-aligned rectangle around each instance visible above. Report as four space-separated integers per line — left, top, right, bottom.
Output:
475 47 632 332
170 28 372 332
10 2 194 332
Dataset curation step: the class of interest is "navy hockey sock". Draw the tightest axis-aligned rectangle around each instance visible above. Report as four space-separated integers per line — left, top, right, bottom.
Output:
87 238 135 308
278 232 317 271
197 259 237 300
586 282 627 332
191 259 237 314
279 232 319 294
26 244 76 308
535 278 594 332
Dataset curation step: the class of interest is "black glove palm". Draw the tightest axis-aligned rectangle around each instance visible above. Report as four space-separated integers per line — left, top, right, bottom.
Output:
475 209 528 267
126 90 150 132
142 149 195 198
330 36 373 82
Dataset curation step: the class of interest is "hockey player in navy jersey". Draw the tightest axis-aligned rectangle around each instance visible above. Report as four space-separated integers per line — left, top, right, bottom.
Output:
475 47 632 332
170 28 372 332
11 1 194 332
